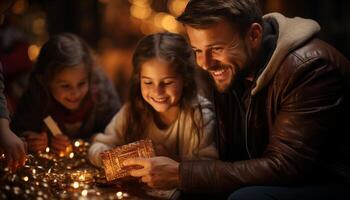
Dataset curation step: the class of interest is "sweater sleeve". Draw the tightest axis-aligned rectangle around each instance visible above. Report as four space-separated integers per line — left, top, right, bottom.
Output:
196 96 219 159
88 105 128 167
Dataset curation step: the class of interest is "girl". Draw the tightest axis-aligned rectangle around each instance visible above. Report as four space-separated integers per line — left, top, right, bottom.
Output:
11 33 121 153
88 32 218 167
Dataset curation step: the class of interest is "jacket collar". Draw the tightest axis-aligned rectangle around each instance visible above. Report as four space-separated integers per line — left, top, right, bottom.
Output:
251 12 321 95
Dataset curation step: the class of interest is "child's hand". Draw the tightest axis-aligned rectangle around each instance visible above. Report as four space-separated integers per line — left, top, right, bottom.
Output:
0 128 27 172
123 156 180 189
50 135 71 152
23 131 48 152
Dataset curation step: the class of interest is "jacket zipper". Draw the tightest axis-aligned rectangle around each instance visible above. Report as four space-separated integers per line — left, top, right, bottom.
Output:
245 95 253 159
232 90 252 159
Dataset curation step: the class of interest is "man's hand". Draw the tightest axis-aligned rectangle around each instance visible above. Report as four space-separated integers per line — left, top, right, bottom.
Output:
123 156 180 189
0 119 27 172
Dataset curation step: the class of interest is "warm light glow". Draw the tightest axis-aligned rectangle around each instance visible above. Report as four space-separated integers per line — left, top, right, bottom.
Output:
153 12 167 28
45 147 50 153
130 5 152 20
28 45 40 61
129 0 152 7
78 175 85 181
69 152 74 159
81 189 88 196
72 182 80 189
168 0 189 16
74 141 81 147
32 18 46 35
161 14 179 32
23 176 29 182
116 191 123 199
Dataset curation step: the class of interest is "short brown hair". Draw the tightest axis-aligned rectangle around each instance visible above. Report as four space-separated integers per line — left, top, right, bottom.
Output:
177 0 263 35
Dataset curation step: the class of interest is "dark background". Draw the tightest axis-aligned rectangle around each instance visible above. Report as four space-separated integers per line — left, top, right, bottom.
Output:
1 0 349 113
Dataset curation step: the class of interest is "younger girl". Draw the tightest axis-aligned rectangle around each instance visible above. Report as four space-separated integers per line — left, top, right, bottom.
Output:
11 33 121 153
88 32 218 167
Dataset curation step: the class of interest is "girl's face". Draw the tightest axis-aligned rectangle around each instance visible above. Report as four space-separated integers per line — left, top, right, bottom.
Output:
140 58 184 114
50 64 89 111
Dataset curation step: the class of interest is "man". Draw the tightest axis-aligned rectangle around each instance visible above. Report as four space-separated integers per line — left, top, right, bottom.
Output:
124 0 350 199
0 0 27 172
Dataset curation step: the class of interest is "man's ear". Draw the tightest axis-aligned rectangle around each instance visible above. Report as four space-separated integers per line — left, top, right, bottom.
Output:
246 23 263 49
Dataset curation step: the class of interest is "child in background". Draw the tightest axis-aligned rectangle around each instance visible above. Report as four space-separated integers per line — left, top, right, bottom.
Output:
11 33 121 153
88 32 218 167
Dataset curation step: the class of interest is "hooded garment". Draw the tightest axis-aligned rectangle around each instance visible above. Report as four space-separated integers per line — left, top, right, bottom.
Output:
179 13 350 195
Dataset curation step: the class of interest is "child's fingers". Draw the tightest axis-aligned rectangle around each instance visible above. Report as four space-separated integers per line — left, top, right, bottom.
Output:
51 142 67 151
28 141 47 152
26 132 47 141
51 137 71 148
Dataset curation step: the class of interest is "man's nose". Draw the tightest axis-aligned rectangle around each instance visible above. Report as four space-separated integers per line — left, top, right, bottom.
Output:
197 51 214 70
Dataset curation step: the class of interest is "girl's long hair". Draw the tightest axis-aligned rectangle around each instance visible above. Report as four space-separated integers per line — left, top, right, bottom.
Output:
125 32 202 145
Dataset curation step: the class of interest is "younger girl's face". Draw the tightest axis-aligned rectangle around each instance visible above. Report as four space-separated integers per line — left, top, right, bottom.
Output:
50 64 89 111
140 58 184 114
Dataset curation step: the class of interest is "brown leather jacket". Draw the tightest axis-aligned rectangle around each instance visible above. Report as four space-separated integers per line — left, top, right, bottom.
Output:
179 13 350 195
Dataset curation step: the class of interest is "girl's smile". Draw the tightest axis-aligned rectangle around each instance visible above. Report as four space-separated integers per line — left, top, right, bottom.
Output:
140 58 183 124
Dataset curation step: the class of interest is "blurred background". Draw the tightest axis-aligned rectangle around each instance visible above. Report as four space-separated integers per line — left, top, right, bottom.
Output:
1 0 349 115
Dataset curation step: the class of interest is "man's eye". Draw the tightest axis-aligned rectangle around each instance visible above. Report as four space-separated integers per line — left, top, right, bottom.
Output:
193 49 201 54
163 81 174 85
212 47 224 52
143 81 152 85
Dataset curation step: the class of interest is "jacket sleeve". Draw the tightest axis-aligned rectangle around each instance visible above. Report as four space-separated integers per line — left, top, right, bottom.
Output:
179 55 346 193
88 105 128 167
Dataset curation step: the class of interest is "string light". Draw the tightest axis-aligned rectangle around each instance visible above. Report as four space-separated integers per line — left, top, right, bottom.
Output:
0 139 166 199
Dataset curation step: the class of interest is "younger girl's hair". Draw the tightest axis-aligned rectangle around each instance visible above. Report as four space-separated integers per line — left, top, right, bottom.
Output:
31 33 95 115
125 32 202 143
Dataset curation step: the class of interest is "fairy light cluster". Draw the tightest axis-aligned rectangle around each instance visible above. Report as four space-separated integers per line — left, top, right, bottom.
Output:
0 139 136 200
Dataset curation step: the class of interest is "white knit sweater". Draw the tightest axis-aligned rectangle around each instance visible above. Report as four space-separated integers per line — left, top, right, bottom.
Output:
88 96 218 167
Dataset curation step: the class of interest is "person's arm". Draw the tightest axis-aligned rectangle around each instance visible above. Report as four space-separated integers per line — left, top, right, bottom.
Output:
88 105 127 167
124 156 180 189
0 118 26 172
124 56 346 193
123 97 219 189
22 131 48 152
195 96 218 159
179 58 346 193
0 63 26 172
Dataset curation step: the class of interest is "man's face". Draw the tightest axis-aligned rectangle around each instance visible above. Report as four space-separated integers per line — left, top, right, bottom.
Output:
186 20 255 92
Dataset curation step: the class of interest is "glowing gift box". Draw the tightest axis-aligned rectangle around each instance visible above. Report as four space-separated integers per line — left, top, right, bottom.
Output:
101 139 155 182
